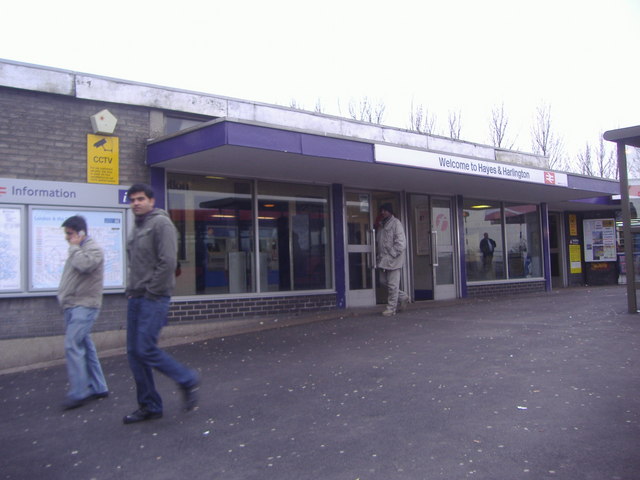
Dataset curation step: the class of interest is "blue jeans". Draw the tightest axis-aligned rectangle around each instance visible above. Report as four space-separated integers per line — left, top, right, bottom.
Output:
126 296 199 413
64 306 108 401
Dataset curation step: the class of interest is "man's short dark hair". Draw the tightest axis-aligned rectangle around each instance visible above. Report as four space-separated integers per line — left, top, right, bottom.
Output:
127 183 155 200
379 203 394 215
62 215 88 234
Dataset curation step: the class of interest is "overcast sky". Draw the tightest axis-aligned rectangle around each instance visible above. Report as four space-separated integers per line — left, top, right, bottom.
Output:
2 0 639 158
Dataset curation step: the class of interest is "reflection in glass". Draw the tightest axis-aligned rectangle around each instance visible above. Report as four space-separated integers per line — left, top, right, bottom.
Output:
168 174 254 295
463 198 543 282
504 203 541 278
167 174 332 296
463 199 505 281
258 181 331 292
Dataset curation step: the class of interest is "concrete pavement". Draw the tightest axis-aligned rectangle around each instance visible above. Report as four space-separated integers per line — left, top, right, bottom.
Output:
1 285 640 479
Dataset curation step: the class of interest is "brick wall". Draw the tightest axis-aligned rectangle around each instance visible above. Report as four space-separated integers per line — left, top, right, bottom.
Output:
0 295 127 340
466 281 546 298
0 86 339 342
0 86 150 184
168 294 338 323
0 293 338 340
0 86 152 340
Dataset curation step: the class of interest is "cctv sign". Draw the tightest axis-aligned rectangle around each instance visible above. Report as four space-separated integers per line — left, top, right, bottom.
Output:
87 134 119 185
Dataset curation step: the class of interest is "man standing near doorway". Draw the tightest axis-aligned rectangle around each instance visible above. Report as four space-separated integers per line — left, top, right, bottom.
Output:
376 203 410 316
58 215 109 410
123 183 200 424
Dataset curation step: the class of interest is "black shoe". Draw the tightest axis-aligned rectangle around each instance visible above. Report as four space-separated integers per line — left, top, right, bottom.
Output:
181 381 200 411
122 408 162 424
92 391 110 399
62 396 92 410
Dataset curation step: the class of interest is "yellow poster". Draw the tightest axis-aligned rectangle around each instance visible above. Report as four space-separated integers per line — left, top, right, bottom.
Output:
569 214 578 236
569 244 582 273
87 134 119 184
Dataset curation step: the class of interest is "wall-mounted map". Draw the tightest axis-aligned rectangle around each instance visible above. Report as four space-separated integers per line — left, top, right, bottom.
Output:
30 208 125 290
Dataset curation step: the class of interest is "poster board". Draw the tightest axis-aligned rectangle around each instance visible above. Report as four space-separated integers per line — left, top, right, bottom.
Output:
583 218 616 262
0 206 24 292
29 207 126 291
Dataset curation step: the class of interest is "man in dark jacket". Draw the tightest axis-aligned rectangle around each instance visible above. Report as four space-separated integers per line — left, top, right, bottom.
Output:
58 215 109 409
122 184 200 424
480 232 497 277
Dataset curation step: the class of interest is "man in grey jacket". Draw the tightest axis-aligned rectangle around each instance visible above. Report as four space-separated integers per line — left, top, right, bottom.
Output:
122 183 200 424
58 215 109 409
376 203 410 316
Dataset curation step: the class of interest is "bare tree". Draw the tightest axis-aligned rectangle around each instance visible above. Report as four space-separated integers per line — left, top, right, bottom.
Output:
314 98 325 114
531 102 565 170
576 142 594 176
408 100 437 134
594 134 616 179
627 147 640 179
488 103 515 149
289 99 302 109
348 97 386 124
448 110 462 140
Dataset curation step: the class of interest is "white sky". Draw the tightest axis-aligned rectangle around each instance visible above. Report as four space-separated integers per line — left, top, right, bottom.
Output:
2 0 639 158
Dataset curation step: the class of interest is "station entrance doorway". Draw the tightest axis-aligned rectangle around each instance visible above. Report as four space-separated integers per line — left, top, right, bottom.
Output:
345 191 457 308
407 194 457 301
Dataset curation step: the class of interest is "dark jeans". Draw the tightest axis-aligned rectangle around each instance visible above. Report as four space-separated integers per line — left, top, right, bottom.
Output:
126 296 199 413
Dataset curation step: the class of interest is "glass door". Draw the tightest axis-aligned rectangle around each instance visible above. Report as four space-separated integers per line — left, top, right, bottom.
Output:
346 192 376 306
432 197 456 299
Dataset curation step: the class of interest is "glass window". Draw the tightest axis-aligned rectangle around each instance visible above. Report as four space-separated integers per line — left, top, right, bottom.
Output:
463 198 544 282
504 203 542 278
168 174 254 295
167 174 333 296
258 181 332 292
462 199 505 281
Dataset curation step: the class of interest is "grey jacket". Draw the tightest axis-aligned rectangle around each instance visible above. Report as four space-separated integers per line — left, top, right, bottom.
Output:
57 236 104 310
376 215 407 270
126 208 178 298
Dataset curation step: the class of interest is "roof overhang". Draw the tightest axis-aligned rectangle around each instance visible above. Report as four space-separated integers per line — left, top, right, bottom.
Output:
604 125 640 148
147 119 619 212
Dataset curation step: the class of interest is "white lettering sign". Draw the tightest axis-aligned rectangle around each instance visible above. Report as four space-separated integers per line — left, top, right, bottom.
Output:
375 144 568 186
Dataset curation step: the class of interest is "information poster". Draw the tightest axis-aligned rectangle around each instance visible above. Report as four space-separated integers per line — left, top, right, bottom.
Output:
569 243 582 273
30 208 125 290
0 207 23 291
583 218 616 262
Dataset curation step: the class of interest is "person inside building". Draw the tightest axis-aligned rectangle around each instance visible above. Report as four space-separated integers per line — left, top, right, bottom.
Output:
57 215 109 410
480 232 497 277
376 203 410 316
123 183 200 424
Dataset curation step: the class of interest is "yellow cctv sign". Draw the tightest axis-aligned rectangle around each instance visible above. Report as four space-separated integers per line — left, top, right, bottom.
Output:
87 134 119 184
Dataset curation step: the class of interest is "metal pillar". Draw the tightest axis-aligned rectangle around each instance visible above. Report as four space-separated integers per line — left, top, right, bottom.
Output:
604 125 640 314
617 143 637 313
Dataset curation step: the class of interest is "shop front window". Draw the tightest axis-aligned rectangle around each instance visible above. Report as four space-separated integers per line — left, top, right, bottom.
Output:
168 174 254 295
504 202 542 278
463 198 543 282
167 174 332 296
258 181 332 291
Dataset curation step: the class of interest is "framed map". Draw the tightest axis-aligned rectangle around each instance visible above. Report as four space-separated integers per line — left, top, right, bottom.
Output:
0 207 23 292
29 207 126 290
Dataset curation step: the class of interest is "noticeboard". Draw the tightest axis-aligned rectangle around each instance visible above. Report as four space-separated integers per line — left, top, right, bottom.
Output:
0 206 24 292
29 207 126 291
583 218 616 262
